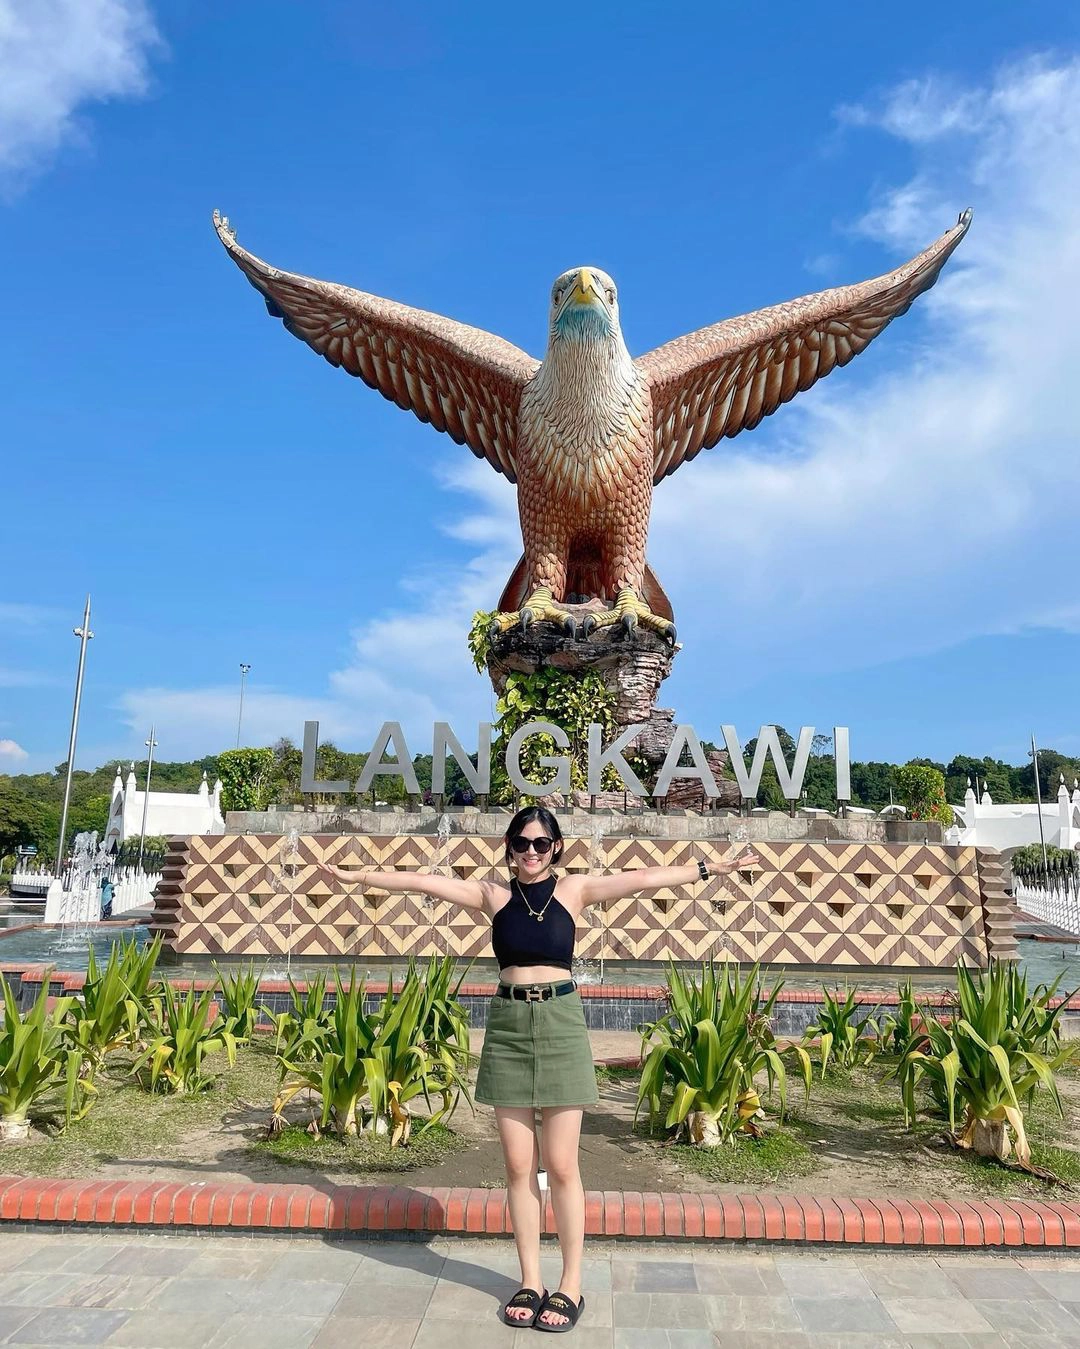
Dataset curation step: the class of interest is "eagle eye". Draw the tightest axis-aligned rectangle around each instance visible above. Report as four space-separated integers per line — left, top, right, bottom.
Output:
606 288 616 304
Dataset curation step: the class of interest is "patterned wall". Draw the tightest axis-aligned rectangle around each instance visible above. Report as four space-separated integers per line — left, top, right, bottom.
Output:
151 834 1012 969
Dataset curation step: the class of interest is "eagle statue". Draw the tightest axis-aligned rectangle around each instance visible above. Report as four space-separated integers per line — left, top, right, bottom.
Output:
214 208 970 643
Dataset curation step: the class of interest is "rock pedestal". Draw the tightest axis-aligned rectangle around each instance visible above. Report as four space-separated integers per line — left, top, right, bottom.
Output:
484 618 739 808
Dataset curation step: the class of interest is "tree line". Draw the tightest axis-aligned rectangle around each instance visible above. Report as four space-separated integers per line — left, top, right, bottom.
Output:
2 733 1077 864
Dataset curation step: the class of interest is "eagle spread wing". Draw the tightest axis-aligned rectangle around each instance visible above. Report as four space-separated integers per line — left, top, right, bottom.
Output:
213 212 539 482
640 210 972 483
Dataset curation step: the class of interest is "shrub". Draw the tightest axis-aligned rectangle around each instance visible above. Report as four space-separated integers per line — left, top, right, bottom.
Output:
805 987 878 1076
636 962 811 1147
0 978 86 1141
894 763 954 828
213 961 265 1041
269 972 334 1062
895 962 1076 1171
878 979 921 1058
216 748 276 815
66 941 147 1075
271 963 472 1146
135 982 238 1094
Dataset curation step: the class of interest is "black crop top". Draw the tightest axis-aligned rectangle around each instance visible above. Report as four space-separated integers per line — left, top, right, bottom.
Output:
491 877 576 973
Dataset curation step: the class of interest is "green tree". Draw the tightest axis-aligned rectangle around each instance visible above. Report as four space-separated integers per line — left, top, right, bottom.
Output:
216 749 276 815
895 762 954 827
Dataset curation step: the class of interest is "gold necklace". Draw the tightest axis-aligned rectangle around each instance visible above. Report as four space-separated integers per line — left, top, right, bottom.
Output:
514 877 554 923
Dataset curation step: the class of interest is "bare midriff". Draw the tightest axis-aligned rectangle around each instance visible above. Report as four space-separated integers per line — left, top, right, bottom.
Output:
499 965 572 985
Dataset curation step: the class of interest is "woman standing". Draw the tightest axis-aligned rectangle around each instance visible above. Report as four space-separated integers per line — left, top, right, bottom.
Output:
324 807 760 1333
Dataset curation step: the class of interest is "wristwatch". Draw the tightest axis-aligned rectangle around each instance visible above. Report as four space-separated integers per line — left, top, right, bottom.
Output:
695 857 709 882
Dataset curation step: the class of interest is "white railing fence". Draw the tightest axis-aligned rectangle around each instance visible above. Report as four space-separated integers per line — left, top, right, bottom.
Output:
1014 877 1080 938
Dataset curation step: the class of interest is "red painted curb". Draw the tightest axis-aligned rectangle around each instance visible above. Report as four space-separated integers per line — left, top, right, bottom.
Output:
0 1176 1076 1247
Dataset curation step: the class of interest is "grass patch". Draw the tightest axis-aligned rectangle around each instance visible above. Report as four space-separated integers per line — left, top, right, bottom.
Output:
256 1123 467 1175
594 1064 641 1087
667 1127 818 1185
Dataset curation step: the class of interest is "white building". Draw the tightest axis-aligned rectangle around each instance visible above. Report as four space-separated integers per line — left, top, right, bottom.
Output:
103 764 224 849
945 776 1080 854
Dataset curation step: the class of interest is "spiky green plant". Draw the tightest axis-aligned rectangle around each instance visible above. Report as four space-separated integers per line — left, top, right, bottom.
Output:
804 987 878 1076
0 977 86 1140
636 962 812 1147
212 961 265 1041
271 964 472 1146
878 978 921 1059
65 941 147 1075
896 962 1077 1171
135 982 238 1094
269 972 334 1062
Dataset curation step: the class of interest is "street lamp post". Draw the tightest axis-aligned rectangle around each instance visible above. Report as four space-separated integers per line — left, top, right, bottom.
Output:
137 726 158 872
236 664 251 749
54 595 94 877
1030 733 1049 879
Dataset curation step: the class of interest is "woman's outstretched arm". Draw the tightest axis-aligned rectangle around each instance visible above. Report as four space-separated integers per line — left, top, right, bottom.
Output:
319 862 490 913
573 848 763 908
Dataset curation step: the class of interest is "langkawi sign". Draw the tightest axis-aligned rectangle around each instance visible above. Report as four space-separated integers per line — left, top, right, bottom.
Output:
300 721 852 802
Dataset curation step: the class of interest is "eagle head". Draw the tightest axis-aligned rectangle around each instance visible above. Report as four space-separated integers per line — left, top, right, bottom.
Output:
549 266 619 341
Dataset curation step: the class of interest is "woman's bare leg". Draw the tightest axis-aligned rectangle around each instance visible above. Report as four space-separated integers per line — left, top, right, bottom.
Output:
538 1105 585 1327
495 1106 544 1319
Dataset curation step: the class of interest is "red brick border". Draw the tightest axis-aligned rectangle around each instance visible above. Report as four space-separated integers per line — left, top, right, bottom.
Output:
0 1176 1076 1247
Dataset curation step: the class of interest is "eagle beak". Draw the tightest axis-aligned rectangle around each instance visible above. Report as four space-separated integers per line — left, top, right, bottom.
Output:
572 267 596 305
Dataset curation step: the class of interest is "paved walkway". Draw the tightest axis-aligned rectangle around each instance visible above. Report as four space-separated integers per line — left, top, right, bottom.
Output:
0 1230 1076 1346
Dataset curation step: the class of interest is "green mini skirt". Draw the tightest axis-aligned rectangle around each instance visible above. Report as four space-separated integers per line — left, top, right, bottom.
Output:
475 985 599 1108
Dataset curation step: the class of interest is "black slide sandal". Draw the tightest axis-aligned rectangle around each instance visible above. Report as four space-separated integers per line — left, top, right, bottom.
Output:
535 1290 585 1332
499 1287 546 1327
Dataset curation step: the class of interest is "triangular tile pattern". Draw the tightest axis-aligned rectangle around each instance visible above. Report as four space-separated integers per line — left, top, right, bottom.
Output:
152 835 992 968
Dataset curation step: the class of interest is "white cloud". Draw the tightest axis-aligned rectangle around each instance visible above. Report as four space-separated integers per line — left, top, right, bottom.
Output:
0 738 28 763
0 0 160 187
114 55 1080 759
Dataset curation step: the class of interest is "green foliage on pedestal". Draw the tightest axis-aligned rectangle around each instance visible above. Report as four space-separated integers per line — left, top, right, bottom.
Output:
894 762 955 827
217 748 276 815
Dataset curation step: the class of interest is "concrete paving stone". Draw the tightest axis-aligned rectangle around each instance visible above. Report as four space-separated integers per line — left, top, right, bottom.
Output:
0 1307 37 1340
143 1275 264 1316
970 1297 1080 1335
104 1309 228 1347
233 1277 346 1318
349 1243 446 1285
415 1316 593 1349
425 1279 509 1318
612 1330 722 1349
1027 1268 1080 1301
9 1305 130 1344
613 1291 713 1329
703 1293 802 1333
27 1274 162 1311
612 1259 699 1292
1 1241 126 1277
775 1259 874 1299
793 1295 899 1334
0 1272 79 1306
995 1334 1080 1349
96 1244 200 1277
262 1246 365 1283
900 1337 1009 1348
1016 1255 1080 1271
206 1314 324 1348
946 1266 1054 1301
883 1297 996 1334
692 1258 785 1296
854 1255 962 1299
309 1317 423 1349
181 1248 284 1280
331 1279 434 1318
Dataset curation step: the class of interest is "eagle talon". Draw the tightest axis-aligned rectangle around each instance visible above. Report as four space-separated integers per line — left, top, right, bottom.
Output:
581 614 598 637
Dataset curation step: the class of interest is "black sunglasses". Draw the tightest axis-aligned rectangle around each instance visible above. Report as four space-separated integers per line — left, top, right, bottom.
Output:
509 835 555 855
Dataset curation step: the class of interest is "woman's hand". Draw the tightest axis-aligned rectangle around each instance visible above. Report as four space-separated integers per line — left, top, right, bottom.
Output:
320 862 367 889
720 847 763 875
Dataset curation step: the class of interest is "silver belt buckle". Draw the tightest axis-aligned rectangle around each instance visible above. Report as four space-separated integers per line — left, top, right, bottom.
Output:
524 985 544 1002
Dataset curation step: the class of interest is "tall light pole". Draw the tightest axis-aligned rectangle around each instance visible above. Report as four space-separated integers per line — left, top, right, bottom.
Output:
137 726 158 871
1030 733 1049 878
55 595 94 877
236 663 251 749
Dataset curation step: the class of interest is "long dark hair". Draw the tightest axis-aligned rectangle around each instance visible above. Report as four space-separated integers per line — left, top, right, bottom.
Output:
504 805 564 870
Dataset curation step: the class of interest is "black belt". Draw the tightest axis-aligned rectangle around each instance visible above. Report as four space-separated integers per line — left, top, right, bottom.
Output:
497 981 576 1002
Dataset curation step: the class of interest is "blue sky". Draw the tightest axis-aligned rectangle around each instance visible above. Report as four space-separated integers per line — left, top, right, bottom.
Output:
2 0 1079 780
